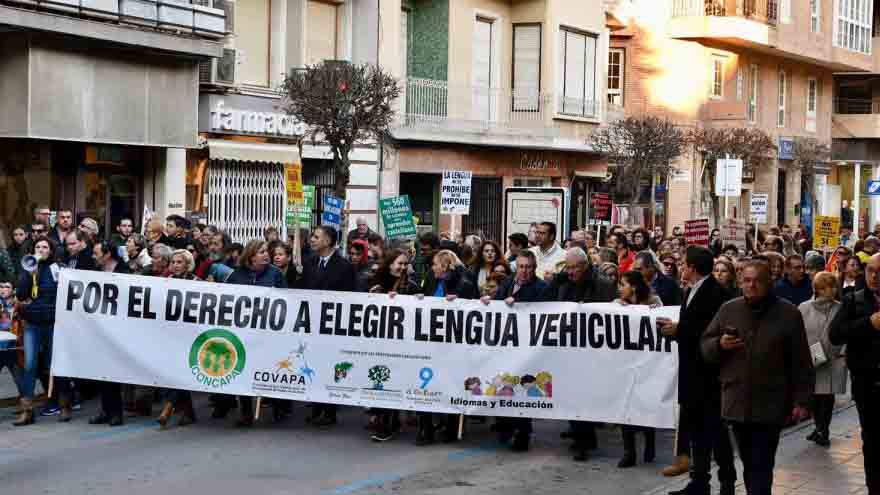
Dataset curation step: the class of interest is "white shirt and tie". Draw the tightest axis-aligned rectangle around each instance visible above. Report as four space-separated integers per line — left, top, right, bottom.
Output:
686 275 710 308
318 254 332 271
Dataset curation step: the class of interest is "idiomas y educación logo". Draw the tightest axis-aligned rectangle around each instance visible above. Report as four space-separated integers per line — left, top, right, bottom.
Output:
189 329 246 389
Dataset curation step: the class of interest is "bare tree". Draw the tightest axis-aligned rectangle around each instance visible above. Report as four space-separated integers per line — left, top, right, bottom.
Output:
790 137 831 200
690 127 776 224
281 61 400 199
589 116 686 221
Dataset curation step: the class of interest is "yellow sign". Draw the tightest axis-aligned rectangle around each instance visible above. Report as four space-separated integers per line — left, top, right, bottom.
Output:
813 216 840 252
285 163 304 205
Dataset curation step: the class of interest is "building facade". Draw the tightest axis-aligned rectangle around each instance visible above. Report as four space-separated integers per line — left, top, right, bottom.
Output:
188 0 383 242
606 0 875 232
0 0 228 239
381 0 609 243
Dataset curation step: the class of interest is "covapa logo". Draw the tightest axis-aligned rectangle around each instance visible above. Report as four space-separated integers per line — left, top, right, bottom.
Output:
189 329 246 389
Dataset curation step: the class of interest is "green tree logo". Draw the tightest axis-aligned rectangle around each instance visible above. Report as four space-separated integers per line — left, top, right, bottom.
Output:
368 365 391 390
189 329 246 388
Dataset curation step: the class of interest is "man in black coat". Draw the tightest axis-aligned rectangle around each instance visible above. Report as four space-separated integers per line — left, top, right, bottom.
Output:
480 251 550 452
830 253 880 495
633 251 682 306
659 246 736 495
297 225 356 426
548 247 616 461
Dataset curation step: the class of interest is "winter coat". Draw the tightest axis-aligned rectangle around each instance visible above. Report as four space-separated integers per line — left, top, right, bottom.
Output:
702 294 815 425
799 299 848 395
422 265 475 299
227 264 287 288
16 261 60 325
775 275 813 307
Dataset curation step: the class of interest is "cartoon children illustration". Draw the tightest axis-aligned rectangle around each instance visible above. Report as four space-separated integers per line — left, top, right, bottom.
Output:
536 371 553 398
520 375 544 397
485 374 503 396
464 377 482 396
498 373 517 396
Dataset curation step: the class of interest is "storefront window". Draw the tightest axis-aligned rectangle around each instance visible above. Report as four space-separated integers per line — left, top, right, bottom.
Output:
0 140 54 247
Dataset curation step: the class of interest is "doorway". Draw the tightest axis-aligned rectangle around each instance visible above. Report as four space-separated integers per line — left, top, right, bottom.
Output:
78 170 141 238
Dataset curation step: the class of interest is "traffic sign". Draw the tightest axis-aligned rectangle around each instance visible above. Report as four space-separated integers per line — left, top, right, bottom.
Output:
867 180 880 195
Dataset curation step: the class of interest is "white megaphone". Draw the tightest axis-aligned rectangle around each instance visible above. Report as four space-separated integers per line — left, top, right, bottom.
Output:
21 255 39 273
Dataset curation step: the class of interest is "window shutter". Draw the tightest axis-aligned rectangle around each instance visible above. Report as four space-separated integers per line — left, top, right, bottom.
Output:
583 34 597 116
472 18 494 121
401 10 408 79
562 31 586 116
513 24 541 111
781 0 792 23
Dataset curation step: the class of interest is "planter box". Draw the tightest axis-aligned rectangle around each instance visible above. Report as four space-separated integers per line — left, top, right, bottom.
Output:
81 0 119 19
193 4 226 37
40 0 79 14
120 0 157 25
158 0 193 32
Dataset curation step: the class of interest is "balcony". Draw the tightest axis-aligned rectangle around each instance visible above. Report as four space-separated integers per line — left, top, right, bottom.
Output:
392 78 595 152
833 98 880 139
668 0 872 71
0 0 227 57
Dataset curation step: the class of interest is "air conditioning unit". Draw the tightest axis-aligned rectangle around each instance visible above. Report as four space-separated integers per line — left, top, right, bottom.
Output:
199 48 239 87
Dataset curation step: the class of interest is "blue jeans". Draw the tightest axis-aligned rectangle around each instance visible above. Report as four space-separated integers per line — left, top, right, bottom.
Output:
21 322 69 401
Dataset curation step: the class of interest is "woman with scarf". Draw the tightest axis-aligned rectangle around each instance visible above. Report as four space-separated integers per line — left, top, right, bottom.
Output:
348 239 372 292
366 249 420 442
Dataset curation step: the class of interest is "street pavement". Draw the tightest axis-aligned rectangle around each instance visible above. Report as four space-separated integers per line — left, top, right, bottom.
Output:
0 367 870 495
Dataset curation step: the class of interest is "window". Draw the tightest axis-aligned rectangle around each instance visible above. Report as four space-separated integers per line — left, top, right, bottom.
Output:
736 67 743 101
777 69 787 127
807 77 818 132
811 0 821 32
235 0 270 86
558 27 598 118
748 64 758 123
780 0 792 24
401 9 409 79
607 48 624 106
306 0 341 64
472 17 495 121
835 0 873 54
513 24 542 112
711 58 724 99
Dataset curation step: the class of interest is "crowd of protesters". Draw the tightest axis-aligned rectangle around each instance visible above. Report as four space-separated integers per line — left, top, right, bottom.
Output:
0 206 878 495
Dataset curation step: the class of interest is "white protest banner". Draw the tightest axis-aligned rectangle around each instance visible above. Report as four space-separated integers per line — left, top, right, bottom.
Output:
440 171 473 215
52 270 680 428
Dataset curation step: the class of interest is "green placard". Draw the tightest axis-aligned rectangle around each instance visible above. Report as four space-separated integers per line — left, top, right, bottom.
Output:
379 195 418 240
288 185 316 227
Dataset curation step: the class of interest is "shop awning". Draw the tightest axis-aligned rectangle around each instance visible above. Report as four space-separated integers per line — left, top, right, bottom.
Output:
207 140 301 164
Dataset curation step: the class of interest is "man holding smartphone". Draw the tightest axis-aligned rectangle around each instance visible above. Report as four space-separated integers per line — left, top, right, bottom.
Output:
701 260 814 495
658 246 735 495
830 253 880 495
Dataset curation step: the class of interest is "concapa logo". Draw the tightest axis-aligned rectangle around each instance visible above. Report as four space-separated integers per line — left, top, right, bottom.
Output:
189 329 246 389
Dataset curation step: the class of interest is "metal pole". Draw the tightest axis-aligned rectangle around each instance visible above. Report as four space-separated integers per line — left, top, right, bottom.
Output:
723 157 729 220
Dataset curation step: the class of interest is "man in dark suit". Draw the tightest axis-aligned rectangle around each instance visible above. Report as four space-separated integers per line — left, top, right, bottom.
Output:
633 251 682 306
298 225 355 426
548 247 616 461
658 246 736 495
830 253 880 495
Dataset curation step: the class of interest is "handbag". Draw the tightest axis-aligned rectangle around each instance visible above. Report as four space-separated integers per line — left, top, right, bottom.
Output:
810 341 828 367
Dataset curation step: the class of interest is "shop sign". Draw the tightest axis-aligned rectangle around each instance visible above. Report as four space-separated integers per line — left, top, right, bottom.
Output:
440 171 472 215
684 219 710 247
519 151 561 171
207 99 306 138
588 192 612 225
813 216 840 252
379 195 418 241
